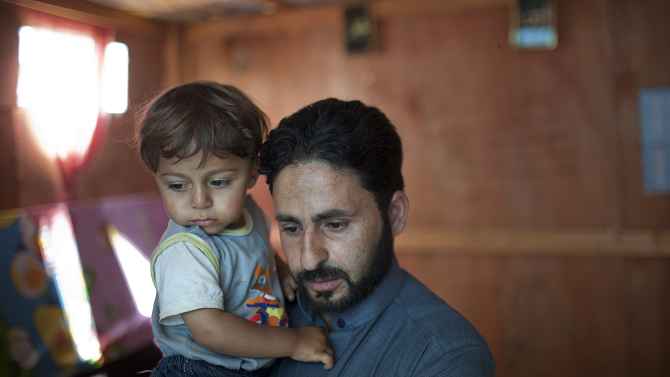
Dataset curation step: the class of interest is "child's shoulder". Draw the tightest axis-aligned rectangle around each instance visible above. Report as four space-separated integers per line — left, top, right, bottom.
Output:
158 220 212 249
243 194 260 212
163 219 207 237
243 195 272 237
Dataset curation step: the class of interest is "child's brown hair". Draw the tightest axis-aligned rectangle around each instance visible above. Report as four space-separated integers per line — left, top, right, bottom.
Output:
135 81 269 173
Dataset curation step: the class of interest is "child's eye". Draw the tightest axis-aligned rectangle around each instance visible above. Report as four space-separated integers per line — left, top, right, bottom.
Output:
326 222 347 231
167 183 187 191
210 179 229 188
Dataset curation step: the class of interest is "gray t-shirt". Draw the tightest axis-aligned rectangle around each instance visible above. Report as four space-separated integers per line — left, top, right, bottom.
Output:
151 196 287 371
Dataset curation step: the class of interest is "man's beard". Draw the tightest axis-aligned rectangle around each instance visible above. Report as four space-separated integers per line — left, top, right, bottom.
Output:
295 213 394 314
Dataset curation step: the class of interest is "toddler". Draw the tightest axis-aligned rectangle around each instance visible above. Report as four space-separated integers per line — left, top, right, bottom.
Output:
135 81 334 376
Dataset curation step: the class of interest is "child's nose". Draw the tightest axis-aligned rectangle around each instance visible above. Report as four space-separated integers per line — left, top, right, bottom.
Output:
191 189 212 209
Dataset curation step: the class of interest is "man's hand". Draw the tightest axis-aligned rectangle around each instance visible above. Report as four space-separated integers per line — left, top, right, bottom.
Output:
275 254 297 302
290 326 335 370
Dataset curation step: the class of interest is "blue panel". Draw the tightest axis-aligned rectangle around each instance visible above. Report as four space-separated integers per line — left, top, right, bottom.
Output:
639 87 670 194
515 26 557 49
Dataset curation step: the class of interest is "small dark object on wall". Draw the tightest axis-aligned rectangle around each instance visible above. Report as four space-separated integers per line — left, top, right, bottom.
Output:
509 0 558 50
345 4 378 53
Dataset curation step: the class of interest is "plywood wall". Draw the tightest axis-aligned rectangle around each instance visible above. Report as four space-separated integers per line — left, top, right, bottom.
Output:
0 0 668 375
611 0 670 228
0 2 21 211
177 0 670 376
181 0 625 229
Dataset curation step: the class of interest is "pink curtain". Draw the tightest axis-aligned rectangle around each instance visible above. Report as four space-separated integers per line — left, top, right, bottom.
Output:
24 11 114 201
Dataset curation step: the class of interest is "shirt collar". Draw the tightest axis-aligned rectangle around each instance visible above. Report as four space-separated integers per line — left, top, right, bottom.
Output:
296 254 405 330
218 208 253 236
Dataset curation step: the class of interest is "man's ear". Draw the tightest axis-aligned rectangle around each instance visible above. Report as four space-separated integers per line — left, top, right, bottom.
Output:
247 165 259 189
387 191 409 237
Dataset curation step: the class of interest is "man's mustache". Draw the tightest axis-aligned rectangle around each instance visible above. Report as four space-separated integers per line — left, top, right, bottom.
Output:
296 264 351 283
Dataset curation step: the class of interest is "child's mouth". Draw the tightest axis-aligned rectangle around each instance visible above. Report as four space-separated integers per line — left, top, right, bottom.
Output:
307 278 341 292
193 219 216 227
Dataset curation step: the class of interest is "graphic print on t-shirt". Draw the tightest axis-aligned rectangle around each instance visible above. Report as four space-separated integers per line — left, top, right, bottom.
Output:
245 266 288 327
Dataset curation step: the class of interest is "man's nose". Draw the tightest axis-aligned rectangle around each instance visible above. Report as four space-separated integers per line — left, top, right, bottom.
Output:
191 187 212 209
301 228 328 271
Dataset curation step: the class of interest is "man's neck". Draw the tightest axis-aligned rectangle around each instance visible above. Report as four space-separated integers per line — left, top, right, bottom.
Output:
319 312 333 332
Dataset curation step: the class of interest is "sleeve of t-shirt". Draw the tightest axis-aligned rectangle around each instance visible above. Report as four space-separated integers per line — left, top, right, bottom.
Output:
154 241 224 326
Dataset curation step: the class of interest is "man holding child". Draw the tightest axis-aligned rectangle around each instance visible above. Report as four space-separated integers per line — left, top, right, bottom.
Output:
260 98 495 376
140 80 493 376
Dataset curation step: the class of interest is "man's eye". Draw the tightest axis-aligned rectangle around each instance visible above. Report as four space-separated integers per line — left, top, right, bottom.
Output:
210 179 229 188
167 183 187 191
326 222 346 231
281 226 300 235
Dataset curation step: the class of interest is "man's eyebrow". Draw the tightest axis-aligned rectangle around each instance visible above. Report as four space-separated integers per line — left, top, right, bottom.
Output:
276 209 355 224
311 209 354 223
275 214 301 223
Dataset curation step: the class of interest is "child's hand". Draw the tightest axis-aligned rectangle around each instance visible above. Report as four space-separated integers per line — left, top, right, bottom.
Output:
280 273 297 303
275 255 297 302
291 326 335 370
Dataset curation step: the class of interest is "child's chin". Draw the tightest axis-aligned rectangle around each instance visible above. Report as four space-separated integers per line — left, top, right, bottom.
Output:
201 225 224 235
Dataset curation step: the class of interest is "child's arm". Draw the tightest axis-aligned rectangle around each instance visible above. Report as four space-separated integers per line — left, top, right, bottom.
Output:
275 253 297 302
181 308 334 369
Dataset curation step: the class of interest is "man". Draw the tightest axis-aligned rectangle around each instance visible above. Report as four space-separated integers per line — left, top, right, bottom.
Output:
259 98 495 376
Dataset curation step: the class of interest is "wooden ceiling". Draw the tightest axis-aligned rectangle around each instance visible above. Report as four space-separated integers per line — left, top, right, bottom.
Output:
84 0 371 22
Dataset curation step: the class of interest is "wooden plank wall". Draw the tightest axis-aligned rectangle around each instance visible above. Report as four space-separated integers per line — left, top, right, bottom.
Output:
612 0 670 228
0 0 668 375
0 2 62 209
181 0 626 230
0 2 21 211
178 0 670 376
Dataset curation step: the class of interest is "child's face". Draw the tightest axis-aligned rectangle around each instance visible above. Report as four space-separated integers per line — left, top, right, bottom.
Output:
154 152 258 235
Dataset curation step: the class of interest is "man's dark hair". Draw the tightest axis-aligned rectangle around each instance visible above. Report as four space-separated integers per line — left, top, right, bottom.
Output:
135 81 268 173
259 98 404 212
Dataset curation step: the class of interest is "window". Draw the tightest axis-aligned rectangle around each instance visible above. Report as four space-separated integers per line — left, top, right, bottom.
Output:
17 26 128 159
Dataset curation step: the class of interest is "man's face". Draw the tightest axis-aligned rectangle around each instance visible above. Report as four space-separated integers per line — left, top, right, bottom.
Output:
273 162 393 313
155 152 258 235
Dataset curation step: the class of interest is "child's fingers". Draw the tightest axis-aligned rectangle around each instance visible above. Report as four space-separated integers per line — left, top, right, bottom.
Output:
321 352 335 370
282 279 295 302
321 337 334 370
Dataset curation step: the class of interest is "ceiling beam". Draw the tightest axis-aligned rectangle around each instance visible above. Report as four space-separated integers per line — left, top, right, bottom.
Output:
2 0 166 38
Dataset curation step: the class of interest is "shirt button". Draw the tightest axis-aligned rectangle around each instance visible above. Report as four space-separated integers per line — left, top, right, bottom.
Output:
337 319 345 328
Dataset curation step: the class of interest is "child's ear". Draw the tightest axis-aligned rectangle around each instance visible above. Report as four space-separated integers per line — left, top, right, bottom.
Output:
247 166 259 189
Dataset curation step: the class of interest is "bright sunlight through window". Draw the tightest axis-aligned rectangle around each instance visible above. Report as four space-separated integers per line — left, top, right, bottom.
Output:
102 42 129 114
39 208 102 363
107 225 156 318
16 26 128 158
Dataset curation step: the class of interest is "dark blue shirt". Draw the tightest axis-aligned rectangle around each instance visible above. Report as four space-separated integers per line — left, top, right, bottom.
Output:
270 257 495 376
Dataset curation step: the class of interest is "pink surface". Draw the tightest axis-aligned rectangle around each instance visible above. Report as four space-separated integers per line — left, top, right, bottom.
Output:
68 193 169 360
